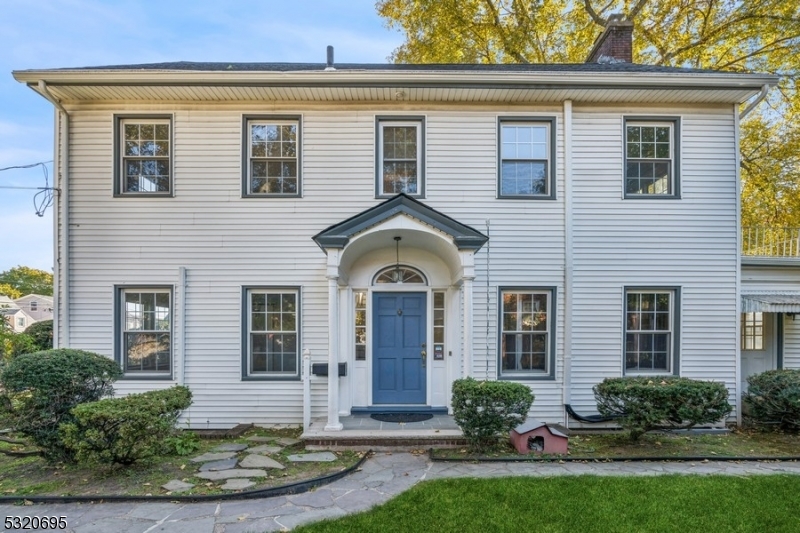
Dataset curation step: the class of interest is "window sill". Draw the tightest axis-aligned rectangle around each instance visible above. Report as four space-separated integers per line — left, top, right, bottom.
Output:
120 374 175 381
114 193 174 198
623 194 681 200
497 194 556 201
242 193 302 199
241 375 301 382
498 374 555 381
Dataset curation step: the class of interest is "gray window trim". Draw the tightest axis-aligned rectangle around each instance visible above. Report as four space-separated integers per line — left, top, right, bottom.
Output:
241 115 303 198
623 286 681 376
113 114 174 197
241 286 302 381
497 286 557 381
623 116 681 199
114 284 175 380
497 117 557 200
375 116 426 199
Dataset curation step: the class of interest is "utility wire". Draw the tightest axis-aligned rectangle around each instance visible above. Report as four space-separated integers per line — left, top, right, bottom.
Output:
0 160 56 217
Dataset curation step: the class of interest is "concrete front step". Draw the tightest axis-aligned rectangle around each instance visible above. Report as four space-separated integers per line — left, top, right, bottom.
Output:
302 429 468 451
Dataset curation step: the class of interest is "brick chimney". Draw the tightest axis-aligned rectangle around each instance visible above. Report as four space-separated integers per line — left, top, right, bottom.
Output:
585 14 633 63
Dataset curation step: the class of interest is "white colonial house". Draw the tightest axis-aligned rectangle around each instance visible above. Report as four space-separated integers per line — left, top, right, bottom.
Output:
14 21 795 436
14 294 54 323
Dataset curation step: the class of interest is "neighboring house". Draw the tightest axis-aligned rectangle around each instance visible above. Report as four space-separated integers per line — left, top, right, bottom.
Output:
14 20 789 432
0 295 35 333
14 294 54 322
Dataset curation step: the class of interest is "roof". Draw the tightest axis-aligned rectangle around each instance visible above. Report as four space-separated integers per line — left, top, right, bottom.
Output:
741 293 800 313
13 60 779 107
514 420 569 438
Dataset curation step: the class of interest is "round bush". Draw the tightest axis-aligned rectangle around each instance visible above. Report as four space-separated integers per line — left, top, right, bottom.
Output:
0 348 121 461
452 377 534 452
594 376 732 441
744 369 800 430
23 320 53 352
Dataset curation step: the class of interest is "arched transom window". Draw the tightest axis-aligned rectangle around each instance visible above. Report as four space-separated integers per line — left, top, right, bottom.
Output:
373 265 427 285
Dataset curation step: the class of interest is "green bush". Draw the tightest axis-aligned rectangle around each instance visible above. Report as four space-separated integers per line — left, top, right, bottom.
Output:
594 377 732 441
0 349 121 460
743 369 800 430
24 320 53 352
60 386 192 465
452 378 534 452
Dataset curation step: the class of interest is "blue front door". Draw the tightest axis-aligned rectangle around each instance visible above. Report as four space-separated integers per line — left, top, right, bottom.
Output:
373 292 427 405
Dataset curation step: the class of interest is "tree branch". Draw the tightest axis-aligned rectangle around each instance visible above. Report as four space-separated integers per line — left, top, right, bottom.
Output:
583 0 607 26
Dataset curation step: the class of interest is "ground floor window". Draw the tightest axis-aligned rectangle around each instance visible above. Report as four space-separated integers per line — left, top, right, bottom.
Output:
118 287 172 376
742 312 764 350
244 288 299 379
354 290 367 361
499 288 554 379
625 288 679 374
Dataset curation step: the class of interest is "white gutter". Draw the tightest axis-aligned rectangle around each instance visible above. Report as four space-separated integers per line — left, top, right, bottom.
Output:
739 84 770 120
562 100 574 426
37 81 69 347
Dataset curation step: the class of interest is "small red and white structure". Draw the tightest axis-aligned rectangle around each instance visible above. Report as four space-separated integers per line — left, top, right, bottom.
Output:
510 420 569 455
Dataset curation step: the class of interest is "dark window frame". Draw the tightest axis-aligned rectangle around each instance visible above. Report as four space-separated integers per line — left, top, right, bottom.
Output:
497 117 557 200
113 114 174 197
241 115 303 198
375 116 426 199
623 286 681 376
623 116 681 199
114 285 174 380
241 286 302 381
497 286 557 381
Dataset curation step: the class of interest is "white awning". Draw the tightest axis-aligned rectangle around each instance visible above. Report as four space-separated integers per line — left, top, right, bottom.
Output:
741 293 800 313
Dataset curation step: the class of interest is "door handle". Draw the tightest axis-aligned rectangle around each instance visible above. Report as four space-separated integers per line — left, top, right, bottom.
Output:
421 350 426 368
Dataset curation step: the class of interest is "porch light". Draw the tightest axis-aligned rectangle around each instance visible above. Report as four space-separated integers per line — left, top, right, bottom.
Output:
393 236 402 283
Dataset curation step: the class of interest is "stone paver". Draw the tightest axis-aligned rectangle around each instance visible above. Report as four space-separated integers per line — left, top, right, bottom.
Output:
198 457 239 472
287 451 337 462
247 444 283 454
161 479 195 492
220 479 256 491
246 436 277 443
275 437 301 446
16 453 800 532
239 454 286 469
212 443 249 452
190 451 237 463
195 468 267 480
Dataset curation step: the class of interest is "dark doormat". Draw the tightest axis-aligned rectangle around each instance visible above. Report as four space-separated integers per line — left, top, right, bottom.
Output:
371 413 434 423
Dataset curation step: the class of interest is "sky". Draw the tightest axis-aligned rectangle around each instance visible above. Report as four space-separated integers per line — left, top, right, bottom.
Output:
0 0 403 274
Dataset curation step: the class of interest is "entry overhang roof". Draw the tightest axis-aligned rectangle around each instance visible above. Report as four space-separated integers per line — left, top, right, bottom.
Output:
741 293 800 313
312 194 488 252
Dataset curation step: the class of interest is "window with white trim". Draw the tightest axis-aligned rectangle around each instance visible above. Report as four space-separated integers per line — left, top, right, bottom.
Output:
377 118 424 197
742 312 764 350
624 119 679 197
500 290 551 376
499 120 553 197
245 118 300 196
117 118 171 194
625 290 675 373
245 289 299 377
120 288 172 375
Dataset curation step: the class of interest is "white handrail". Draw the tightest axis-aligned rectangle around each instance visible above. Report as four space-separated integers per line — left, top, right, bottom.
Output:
742 227 800 257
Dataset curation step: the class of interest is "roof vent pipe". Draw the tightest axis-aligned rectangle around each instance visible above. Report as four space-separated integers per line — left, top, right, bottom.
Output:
325 45 335 71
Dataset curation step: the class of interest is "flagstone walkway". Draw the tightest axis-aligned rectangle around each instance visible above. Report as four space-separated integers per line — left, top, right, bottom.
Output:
3 453 800 532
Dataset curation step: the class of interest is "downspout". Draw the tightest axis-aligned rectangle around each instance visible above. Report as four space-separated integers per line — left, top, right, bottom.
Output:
563 100 574 426
739 84 770 120
733 104 743 425
178 266 187 385
38 81 69 347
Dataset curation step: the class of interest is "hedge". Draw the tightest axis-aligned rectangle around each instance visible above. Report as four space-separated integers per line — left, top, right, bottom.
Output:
743 369 800 430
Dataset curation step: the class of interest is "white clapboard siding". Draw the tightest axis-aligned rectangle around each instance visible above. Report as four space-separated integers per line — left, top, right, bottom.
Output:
784 316 800 370
61 102 739 427
569 106 739 414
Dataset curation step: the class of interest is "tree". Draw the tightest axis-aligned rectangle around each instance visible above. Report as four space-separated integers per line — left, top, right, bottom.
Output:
0 266 53 296
0 284 22 299
377 1 800 227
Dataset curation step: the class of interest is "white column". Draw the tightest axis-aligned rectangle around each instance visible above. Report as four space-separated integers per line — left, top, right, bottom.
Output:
462 275 475 378
325 274 343 431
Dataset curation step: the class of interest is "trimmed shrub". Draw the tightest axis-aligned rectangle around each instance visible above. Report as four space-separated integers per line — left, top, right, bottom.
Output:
452 378 534 452
743 369 800 430
594 376 732 441
60 386 192 465
0 349 121 460
24 320 53 352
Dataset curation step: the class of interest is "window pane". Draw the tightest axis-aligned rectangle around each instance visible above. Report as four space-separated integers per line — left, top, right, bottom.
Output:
641 127 655 142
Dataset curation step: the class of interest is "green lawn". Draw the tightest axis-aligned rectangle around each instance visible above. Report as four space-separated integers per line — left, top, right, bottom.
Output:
297 475 800 533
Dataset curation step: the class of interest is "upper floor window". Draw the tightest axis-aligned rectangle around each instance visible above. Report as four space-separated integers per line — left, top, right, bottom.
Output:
118 287 172 377
376 117 425 198
244 116 301 197
499 288 556 380
115 116 172 195
624 118 680 198
624 288 680 374
30 301 37 312
498 118 555 199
